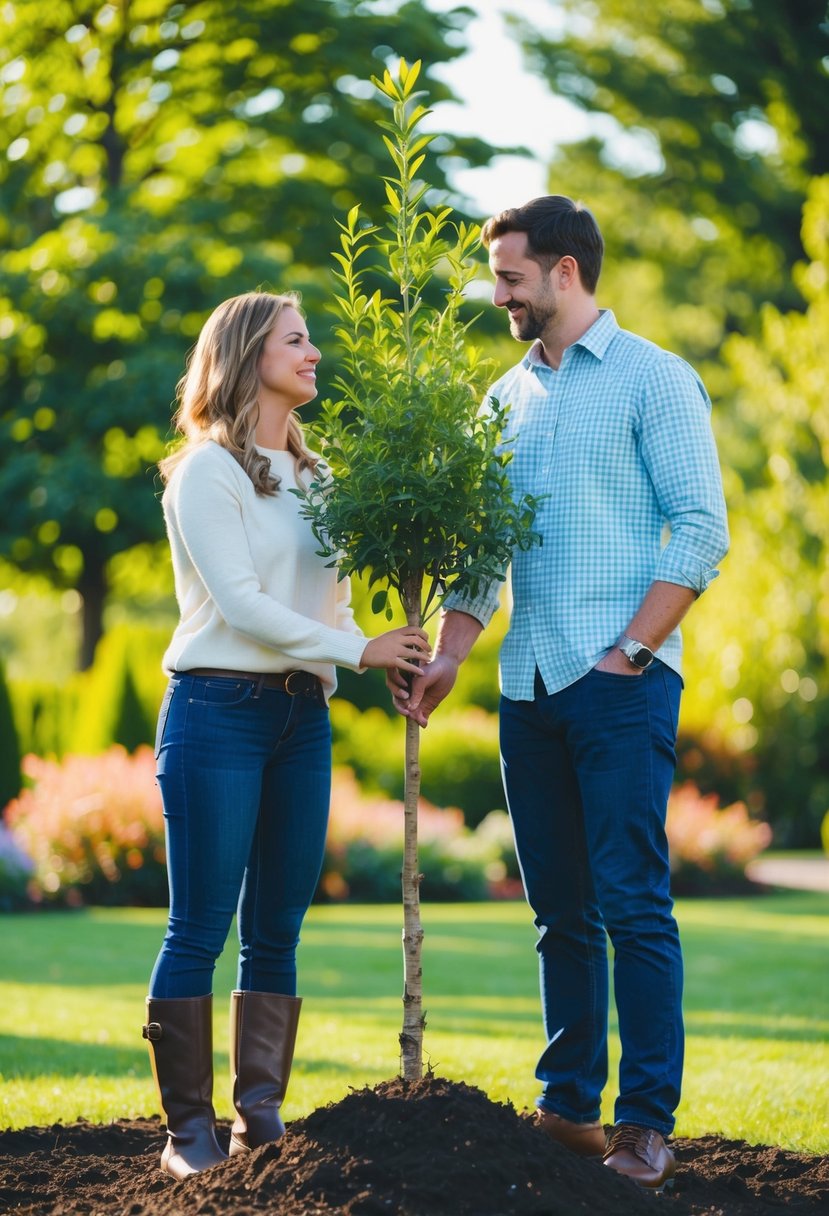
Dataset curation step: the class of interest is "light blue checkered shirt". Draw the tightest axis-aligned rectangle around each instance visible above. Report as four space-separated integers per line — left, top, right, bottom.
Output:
446 310 729 701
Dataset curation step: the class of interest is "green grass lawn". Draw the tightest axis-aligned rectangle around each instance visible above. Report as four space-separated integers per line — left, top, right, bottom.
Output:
1 893 827 1153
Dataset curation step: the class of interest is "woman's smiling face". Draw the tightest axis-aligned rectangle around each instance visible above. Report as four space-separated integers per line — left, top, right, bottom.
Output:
257 306 322 410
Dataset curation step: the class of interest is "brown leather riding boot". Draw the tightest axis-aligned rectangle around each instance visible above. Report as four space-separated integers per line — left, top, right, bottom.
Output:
142 994 227 1179
229 989 302 1155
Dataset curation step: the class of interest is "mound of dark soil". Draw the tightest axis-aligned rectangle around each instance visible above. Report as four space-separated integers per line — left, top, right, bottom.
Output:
1 1075 827 1215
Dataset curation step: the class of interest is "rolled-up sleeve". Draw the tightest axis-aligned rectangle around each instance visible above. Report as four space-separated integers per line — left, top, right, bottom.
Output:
443 575 503 628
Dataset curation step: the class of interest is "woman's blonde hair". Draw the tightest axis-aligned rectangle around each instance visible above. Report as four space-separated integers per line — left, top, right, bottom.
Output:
159 290 318 493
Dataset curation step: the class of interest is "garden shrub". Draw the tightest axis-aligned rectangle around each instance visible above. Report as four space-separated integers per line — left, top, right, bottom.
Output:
1 748 773 908
474 807 523 898
9 622 169 761
331 702 403 797
70 625 165 754
320 769 511 902
418 708 505 828
1 749 515 908
331 700 506 828
0 820 34 911
5 747 167 907
7 676 83 761
667 781 772 895
0 655 22 811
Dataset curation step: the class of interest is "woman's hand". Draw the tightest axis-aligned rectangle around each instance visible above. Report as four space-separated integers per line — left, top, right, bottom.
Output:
360 626 431 674
386 654 459 727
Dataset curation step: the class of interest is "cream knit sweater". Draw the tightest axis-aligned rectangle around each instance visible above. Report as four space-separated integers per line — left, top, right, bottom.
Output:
161 441 367 699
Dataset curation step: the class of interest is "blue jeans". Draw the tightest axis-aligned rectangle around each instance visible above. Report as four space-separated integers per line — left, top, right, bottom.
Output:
499 663 684 1135
149 673 331 999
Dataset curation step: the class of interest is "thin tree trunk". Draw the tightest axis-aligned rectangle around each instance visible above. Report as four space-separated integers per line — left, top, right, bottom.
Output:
399 576 425 1080
78 559 107 671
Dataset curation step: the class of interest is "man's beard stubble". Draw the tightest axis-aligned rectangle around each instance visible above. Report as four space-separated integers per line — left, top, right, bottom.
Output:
508 299 556 343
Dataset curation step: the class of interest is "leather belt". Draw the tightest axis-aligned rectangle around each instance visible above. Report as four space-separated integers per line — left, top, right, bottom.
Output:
181 668 326 706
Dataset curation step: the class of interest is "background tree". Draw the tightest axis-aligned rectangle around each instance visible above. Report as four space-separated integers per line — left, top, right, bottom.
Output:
299 60 538 1078
511 0 829 362
0 0 496 667
679 177 829 844
507 0 829 845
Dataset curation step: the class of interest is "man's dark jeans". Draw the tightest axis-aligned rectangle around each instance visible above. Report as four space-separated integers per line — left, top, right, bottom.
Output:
500 661 684 1136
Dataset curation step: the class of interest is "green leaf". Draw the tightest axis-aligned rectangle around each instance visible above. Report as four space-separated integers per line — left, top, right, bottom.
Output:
371 588 389 616
296 57 540 631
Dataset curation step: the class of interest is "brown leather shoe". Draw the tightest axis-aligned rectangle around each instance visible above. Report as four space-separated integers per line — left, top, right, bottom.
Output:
534 1109 606 1158
603 1124 676 1191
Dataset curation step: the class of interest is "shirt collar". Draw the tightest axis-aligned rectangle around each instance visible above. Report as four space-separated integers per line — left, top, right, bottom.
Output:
523 308 619 369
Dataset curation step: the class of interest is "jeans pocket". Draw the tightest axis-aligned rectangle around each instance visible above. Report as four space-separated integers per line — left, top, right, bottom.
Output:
660 665 682 738
589 667 647 685
187 678 255 707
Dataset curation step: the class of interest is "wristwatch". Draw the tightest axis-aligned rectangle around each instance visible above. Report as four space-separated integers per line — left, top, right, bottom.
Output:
618 635 655 670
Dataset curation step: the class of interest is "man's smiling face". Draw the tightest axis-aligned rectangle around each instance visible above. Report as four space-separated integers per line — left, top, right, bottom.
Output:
488 230 561 343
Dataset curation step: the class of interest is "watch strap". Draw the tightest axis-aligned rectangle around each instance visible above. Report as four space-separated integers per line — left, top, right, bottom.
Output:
619 635 655 668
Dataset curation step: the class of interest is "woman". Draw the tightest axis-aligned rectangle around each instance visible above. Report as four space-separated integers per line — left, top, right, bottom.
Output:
143 290 428 1179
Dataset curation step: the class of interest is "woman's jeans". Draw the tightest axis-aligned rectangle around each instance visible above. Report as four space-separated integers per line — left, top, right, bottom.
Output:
149 673 331 999
499 662 684 1136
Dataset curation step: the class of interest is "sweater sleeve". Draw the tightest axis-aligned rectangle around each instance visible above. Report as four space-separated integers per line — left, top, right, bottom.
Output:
333 570 366 639
166 449 368 670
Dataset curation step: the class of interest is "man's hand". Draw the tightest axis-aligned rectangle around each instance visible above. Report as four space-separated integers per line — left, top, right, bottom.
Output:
386 609 482 726
594 582 699 678
386 654 460 727
593 648 644 676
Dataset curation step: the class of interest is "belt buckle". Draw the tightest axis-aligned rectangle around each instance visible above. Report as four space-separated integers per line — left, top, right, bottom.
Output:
284 670 305 696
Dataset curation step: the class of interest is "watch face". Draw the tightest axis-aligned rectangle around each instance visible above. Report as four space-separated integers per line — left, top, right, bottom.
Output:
632 647 654 668
620 637 654 668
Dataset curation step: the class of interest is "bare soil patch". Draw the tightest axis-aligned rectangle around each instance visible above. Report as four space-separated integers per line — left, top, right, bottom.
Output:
1 1075 827 1215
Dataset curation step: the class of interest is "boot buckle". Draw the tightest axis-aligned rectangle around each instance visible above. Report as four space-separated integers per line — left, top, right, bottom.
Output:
142 1021 163 1041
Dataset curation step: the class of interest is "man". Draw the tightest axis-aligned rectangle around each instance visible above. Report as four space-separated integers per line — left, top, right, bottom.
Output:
389 195 729 1191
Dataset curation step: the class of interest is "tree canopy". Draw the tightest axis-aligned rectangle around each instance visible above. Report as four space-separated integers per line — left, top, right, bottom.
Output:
513 0 829 359
0 0 494 666
681 177 829 843
505 2 829 843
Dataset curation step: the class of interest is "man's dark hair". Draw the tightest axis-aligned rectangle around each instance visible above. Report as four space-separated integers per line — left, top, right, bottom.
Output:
481 195 604 294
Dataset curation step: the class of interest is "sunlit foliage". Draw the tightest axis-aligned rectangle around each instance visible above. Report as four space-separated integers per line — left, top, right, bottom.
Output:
0 0 492 665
